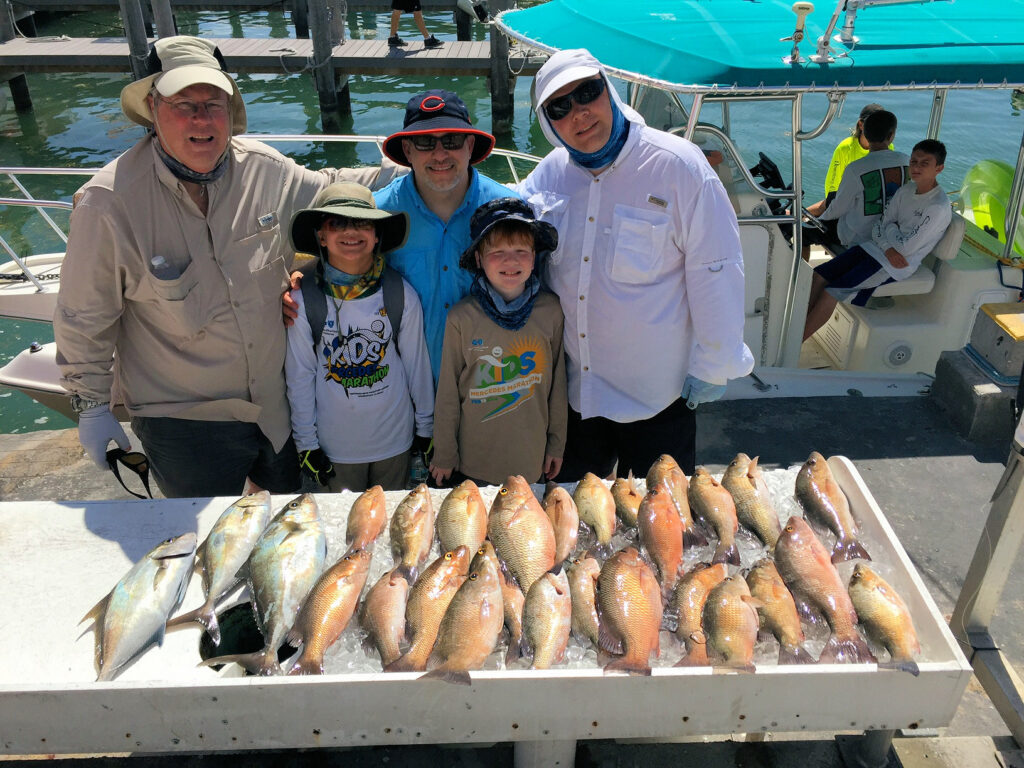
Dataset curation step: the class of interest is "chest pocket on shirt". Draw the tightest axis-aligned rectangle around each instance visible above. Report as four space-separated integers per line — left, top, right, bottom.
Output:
526 191 570 265
143 259 210 339
251 254 288 303
610 204 670 284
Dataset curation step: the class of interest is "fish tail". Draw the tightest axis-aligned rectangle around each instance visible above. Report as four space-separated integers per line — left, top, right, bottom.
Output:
682 528 709 549
199 649 280 676
878 659 920 677
778 644 817 665
603 656 651 676
394 563 418 584
166 602 221 646
831 538 872 563
420 667 472 685
819 634 878 665
504 634 526 666
287 653 324 676
384 648 427 673
712 541 741 566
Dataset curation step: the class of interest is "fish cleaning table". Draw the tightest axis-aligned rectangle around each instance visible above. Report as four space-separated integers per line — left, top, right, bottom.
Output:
0 458 973 765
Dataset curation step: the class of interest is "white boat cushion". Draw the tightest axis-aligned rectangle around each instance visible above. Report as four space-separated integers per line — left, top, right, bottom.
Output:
871 213 964 297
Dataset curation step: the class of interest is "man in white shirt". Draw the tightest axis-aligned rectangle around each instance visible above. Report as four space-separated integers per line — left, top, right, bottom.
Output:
518 49 753 477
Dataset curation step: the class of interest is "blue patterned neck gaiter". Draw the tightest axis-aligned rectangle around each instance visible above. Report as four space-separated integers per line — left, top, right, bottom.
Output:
553 93 630 170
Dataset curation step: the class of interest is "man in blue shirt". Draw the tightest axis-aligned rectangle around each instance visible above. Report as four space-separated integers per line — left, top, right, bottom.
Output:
372 90 511 381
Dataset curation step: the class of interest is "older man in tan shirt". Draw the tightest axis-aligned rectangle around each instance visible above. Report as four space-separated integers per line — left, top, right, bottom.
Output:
54 36 400 497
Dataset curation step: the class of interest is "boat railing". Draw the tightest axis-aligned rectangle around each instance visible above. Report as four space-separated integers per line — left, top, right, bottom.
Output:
0 136 544 290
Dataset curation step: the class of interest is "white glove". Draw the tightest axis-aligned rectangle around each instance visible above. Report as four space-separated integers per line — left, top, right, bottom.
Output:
77 404 130 469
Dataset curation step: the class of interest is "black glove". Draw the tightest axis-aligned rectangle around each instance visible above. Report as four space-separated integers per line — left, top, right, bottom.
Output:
412 434 432 459
299 447 335 486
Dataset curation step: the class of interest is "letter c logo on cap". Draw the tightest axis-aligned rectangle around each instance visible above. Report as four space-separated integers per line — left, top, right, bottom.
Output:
420 95 446 112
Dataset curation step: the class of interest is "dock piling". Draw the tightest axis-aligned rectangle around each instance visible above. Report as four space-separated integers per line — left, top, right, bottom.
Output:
488 0 513 134
117 0 151 80
292 0 309 38
150 0 176 37
0 0 31 110
455 5 471 40
309 0 349 132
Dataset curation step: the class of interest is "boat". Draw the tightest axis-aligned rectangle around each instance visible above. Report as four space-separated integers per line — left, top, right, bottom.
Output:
495 0 1024 386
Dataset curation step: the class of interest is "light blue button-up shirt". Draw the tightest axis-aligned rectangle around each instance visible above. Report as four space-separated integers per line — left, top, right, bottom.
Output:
374 168 512 381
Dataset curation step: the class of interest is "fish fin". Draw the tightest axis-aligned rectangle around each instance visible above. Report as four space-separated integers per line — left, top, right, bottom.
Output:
878 659 920 677
778 645 817 665
757 629 774 643
199 649 280 676
819 634 878 665
166 602 221 645
597 619 624 656
603 656 651 676
285 627 303 649
712 542 741 566
831 538 872 564
393 564 417 584
287 654 324 676
420 667 472 685
80 592 110 626
504 637 525 667
682 527 709 549
384 650 426 673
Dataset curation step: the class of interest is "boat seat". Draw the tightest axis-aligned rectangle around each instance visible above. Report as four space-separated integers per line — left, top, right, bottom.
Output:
871 213 965 298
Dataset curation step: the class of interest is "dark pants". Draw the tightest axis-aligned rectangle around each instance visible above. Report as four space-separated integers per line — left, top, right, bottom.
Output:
131 417 300 498
553 397 697 482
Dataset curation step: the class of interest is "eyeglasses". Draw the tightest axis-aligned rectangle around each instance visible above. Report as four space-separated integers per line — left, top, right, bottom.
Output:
158 97 229 118
543 78 607 121
321 216 376 232
106 448 154 500
406 133 470 152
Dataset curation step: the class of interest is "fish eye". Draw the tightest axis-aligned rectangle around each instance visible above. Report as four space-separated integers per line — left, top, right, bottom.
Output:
469 573 479 581
786 524 794 532
444 551 453 560
499 487 508 495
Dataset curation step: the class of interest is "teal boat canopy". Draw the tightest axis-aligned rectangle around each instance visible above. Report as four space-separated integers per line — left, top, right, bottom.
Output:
496 0 1024 93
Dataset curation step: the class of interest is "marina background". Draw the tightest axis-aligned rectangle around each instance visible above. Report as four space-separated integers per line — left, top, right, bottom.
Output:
1 5 1023 434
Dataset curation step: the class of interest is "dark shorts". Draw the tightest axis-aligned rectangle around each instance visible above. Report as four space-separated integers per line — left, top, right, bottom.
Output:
391 0 421 11
131 417 300 498
814 245 896 307
553 397 697 482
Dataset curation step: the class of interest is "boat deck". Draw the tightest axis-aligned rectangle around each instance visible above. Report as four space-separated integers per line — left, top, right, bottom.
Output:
0 394 1020 766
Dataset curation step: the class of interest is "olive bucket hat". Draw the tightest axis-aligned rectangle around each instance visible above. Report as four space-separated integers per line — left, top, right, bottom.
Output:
459 197 558 270
120 36 247 134
290 182 410 256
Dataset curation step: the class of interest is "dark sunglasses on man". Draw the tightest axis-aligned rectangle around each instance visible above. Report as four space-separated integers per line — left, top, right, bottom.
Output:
106 447 154 500
543 78 607 122
407 133 470 152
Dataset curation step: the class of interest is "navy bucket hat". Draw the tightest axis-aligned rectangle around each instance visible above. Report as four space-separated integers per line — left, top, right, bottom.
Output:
382 89 495 167
459 197 558 271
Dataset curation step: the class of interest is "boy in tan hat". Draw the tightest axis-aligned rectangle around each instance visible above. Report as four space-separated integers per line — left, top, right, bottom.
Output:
286 183 433 492
54 36 402 498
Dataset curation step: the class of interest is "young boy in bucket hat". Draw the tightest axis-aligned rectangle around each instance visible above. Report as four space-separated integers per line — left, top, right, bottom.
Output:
429 197 567 487
285 182 434 492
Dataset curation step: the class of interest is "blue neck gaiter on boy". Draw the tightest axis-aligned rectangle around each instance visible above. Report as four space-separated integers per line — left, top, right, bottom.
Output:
471 274 541 331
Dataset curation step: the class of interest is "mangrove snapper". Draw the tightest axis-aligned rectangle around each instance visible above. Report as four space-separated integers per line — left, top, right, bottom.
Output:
671 562 729 667
359 568 410 668
488 475 556 593
848 563 921 675
436 479 488 555
795 452 871 563
346 485 387 552
542 483 579 564
746 559 815 664
688 467 741 566
722 454 782 549
523 569 572 669
597 547 662 675
390 483 436 583
573 472 617 545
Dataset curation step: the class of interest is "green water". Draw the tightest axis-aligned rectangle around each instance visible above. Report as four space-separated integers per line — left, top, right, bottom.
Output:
1 7 1023 433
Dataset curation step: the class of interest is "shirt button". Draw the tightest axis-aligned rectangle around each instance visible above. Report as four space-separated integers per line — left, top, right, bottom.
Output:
580 333 585 338
593 178 599 183
588 217 594 222
444 303 450 309
583 366 589 371
232 301 240 308
579 295 585 301
584 257 589 262
442 266 448 271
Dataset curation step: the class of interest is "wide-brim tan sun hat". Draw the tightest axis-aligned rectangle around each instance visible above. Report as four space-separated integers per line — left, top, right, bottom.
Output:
290 182 410 256
120 36 247 134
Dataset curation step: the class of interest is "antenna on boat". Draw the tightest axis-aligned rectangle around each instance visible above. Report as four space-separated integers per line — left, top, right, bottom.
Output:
782 2 815 65
813 0 952 60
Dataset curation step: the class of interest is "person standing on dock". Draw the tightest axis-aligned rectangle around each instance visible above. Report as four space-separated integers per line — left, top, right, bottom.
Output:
54 36 402 498
518 48 754 479
387 0 443 48
371 90 511 382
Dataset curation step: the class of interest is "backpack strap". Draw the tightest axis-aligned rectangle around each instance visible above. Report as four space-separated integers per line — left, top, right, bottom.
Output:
299 262 327 352
381 265 404 358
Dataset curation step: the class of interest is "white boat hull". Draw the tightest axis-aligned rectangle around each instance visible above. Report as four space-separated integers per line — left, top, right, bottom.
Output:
0 252 62 323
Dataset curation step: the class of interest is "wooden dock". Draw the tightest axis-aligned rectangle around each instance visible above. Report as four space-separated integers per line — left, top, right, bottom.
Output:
0 35 539 78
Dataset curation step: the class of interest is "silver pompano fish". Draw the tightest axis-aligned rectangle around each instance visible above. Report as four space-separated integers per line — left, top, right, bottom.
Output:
82 532 197 682
795 452 871 563
166 491 272 645
722 454 781 549
390 483 436 583
202 494 327 676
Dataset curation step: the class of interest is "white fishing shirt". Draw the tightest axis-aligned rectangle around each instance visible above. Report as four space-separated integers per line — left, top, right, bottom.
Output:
863 183 952 281
517 123 753 423
285 280 434 464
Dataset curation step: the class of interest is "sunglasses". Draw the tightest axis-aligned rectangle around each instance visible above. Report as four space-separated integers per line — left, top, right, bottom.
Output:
106 448 154 500
543 78 607 121
406 133 470 152
321 215 376 232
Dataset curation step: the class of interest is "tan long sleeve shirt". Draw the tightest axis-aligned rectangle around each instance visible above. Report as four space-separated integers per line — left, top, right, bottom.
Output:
55 135 401 451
